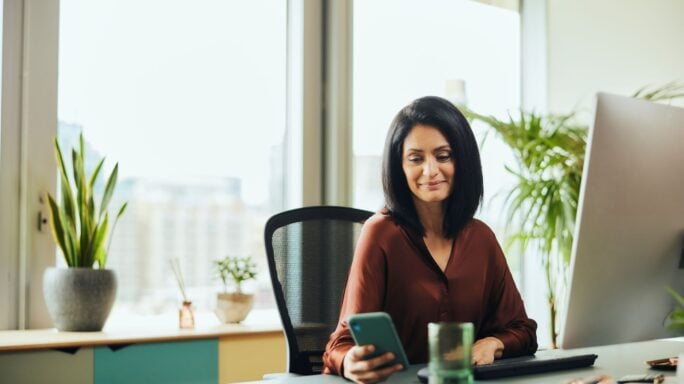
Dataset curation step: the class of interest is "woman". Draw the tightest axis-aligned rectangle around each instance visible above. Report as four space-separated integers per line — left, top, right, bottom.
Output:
323 96 538 383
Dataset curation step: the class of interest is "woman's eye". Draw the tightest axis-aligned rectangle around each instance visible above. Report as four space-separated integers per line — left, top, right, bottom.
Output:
437 153 452 162
407 156 422 163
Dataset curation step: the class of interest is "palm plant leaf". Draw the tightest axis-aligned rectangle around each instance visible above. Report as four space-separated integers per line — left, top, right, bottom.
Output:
667 307 684 330
633 82 684 101
463 104 585 348
667 287 684 308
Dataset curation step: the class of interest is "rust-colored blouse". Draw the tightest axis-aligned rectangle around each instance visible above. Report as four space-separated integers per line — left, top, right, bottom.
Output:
323 212 538 375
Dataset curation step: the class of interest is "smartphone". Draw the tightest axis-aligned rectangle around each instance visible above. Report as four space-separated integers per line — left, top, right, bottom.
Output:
347 312 410 370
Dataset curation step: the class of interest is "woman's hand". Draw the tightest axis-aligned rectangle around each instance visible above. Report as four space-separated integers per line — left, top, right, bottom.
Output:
472 337 504 365
342 345 404 384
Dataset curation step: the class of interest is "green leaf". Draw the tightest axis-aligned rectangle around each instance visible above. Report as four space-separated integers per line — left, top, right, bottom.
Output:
632 81 684 101
100 163 119 218
72 148 84 203
106 202 128 258
667 307 684 330
53 138 70 185
79 134 86 164
92 214 109 268
116 202 128 219
62 205 79 267
59 171 77 235
88 193 96 234
47 194 70 264
460 81 684 347
73 147 93 267
666 287 684 308
55 139 77 233
47 133 127 269
89 157 105 190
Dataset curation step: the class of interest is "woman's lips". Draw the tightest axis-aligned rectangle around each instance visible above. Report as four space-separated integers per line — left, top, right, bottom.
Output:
421 181 445 190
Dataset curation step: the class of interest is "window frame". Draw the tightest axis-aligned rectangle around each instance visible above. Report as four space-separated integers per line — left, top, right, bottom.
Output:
0 0 59 330
0 0 23 331
2 0 328 329
1 0 541 330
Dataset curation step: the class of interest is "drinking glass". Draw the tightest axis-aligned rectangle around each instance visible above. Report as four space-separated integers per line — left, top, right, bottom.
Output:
428 322 474 384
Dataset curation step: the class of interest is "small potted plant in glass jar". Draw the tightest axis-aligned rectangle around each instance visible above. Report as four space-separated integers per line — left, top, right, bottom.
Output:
214 256 257 324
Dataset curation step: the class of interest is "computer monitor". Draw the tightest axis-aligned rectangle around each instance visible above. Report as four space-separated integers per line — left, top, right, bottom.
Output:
560 93 684 349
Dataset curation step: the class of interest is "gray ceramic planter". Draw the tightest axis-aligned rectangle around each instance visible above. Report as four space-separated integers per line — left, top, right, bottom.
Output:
43 267 117 331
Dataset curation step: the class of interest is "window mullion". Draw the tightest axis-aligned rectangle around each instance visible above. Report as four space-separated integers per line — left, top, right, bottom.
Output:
286 0 323 208
22 0 59 329
322 0 353 206
0 0 25 330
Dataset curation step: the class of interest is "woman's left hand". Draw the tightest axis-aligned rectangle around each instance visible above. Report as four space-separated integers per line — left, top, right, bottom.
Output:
472 337 504 365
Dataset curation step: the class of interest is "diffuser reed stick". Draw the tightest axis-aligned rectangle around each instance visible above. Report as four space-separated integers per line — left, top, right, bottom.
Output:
170 258 194 328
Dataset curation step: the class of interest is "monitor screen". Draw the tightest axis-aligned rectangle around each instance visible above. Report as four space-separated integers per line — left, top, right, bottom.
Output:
560 93 684 349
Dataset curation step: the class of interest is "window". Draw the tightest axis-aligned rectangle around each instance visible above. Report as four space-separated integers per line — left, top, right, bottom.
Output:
58 0 287 321
352 0 521 275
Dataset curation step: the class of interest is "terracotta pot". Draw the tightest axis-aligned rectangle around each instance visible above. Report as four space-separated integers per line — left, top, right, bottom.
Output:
215 292 254 324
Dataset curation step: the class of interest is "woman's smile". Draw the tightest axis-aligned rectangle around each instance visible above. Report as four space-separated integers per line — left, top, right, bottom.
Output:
420 180 447 190
402 124 455 204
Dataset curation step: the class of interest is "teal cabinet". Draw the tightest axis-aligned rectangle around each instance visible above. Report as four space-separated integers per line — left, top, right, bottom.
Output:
94 339 218 384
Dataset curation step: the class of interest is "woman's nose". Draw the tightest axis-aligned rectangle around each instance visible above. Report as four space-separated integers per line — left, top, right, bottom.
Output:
422 157 438 176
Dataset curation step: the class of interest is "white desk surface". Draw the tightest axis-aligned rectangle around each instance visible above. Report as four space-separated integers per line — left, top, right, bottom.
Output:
239 338 684 384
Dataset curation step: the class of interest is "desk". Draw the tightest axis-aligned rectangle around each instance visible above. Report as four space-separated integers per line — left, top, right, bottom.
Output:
240 338 684 383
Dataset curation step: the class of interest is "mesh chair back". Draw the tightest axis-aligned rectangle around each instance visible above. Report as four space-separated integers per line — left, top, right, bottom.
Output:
265 206 373 375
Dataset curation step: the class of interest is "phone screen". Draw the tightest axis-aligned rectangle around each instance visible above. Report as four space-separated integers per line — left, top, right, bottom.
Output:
347 312 410 369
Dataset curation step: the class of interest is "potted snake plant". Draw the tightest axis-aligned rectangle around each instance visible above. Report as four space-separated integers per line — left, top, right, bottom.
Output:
43 133 127 331
214 255 257 324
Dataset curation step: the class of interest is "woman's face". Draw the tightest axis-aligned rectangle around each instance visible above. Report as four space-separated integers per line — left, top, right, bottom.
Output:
401 124 455 205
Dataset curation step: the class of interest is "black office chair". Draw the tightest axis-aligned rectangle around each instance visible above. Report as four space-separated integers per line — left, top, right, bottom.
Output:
264 206 374 375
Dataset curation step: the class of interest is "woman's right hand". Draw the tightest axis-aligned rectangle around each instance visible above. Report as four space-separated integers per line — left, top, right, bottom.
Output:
342 345 403 384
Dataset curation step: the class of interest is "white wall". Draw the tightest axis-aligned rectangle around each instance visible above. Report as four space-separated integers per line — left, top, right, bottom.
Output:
547 0 684 117
520 0 684 347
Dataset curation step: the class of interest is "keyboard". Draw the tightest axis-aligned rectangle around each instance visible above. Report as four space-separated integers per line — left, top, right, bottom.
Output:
417 352 598 381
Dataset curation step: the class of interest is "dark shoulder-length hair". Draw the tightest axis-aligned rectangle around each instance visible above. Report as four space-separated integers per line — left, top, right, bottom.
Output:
382 96 483 239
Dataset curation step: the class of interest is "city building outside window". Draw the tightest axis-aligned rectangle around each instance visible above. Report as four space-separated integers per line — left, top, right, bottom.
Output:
57 0 287 323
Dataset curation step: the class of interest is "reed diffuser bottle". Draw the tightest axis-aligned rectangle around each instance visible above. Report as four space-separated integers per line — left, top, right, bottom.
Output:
171 259 194 329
